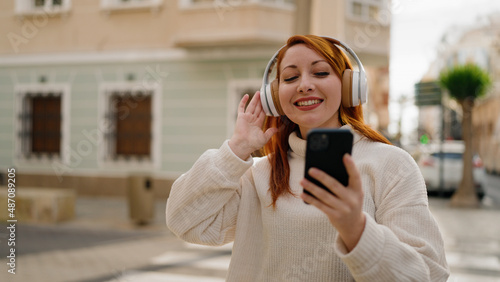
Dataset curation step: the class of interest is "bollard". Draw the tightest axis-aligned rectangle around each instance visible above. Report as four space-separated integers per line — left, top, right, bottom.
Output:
127 174 154 225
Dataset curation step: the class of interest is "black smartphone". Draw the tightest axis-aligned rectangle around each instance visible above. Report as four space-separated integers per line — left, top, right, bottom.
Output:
304 129 353 197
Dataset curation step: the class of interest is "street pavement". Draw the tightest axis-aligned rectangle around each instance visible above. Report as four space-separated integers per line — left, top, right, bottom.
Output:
0 194 499 282
484 172 500 207
430 197 500 282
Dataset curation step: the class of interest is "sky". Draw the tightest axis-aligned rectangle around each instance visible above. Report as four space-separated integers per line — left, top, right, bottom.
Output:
388 0 500 143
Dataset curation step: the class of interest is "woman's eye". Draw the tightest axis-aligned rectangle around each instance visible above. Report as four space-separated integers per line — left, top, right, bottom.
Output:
315 72 330 77
283 76 298 82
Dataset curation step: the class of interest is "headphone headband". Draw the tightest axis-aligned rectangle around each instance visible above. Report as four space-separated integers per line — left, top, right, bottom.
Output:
260 36 367 117
261 47 283 116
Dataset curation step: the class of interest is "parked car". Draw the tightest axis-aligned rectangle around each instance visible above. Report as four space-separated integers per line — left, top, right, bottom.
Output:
417 141 485 195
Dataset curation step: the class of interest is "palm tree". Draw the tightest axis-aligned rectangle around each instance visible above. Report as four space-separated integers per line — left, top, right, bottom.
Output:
439 63 491 207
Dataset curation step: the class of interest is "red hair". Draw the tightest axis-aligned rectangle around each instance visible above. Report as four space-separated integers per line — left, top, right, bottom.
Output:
261 35 391 208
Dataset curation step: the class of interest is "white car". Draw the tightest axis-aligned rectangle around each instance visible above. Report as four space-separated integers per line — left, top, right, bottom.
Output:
417 141 485 195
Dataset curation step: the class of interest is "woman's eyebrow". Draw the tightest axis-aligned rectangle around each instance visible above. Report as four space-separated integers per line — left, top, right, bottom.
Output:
312 60 328 65
281 64 297 72
281 60 328 72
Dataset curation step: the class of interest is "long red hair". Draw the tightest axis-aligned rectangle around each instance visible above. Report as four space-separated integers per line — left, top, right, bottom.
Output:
261 35 391 208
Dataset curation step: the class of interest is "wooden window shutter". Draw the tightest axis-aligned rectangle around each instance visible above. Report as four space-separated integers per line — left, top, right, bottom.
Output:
114 94 152 157
31 94 61 155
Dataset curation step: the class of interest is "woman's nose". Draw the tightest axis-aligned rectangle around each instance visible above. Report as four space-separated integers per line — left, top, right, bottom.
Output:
297 76 315 93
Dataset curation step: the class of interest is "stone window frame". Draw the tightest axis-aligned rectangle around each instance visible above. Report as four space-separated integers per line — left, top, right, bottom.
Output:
14 83 71 165
100 0 163 12
179 0 295 10
98 82 162 169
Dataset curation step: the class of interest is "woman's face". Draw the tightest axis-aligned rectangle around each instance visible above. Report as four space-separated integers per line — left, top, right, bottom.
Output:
278 44 342 138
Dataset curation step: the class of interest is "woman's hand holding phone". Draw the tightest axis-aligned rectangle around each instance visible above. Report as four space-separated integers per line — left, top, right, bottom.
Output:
300 146 366 253
229 91 277 160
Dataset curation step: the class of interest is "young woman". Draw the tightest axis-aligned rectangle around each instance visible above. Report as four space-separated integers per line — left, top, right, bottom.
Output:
166 35 449 281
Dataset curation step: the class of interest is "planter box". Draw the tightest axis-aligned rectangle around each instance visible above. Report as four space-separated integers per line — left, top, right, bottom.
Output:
0 187 76 223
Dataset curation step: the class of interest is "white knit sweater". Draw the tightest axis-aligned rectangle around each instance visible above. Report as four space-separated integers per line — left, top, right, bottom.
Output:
166 126 449 281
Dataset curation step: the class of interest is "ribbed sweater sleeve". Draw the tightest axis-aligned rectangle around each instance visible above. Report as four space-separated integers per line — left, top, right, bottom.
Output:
166 140 253 246
335 141 449 281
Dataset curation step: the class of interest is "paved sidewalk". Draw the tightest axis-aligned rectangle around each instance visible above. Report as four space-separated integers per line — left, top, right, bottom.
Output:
0 196 499 281
429 197 500 281
483 172 500 206
0 197 232 282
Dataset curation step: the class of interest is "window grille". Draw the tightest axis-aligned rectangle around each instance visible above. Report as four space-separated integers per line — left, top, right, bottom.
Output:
105 91 153 160
18 93 62 159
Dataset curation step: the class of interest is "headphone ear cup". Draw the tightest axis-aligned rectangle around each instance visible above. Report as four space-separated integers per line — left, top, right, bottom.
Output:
270 79 284 116
260 79 281 117
341 69 353 107
351 70 360 107
359 71 367 104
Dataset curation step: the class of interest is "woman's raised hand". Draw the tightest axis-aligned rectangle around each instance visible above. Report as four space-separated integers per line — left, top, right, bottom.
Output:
229 92 278 160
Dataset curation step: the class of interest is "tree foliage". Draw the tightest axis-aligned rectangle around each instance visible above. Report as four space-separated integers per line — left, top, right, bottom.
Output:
437 63 491 207
439 63 492 101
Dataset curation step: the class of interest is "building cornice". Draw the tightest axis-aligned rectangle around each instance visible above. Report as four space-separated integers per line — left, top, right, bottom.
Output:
0 49 188 67
0 46 282 67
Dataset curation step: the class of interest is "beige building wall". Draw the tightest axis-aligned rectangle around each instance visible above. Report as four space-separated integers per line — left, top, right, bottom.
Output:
473 95 500 174
308 0 391 133
471 18 500 174
1 0 295 54
2 0 390 133
1 0 393 197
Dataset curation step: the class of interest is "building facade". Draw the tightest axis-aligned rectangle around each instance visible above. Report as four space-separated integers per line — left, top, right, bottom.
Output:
0 0 392 197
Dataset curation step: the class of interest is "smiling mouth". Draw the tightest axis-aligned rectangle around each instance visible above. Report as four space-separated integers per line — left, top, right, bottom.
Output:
295 99 323 107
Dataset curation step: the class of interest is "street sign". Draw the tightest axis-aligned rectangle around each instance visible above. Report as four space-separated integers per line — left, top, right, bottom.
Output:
415 81 442 106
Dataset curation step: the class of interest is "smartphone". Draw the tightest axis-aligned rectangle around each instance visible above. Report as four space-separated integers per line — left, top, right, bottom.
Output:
304 129 353 197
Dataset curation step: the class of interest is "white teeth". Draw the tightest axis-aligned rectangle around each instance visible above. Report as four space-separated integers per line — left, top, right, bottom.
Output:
297 99 321 106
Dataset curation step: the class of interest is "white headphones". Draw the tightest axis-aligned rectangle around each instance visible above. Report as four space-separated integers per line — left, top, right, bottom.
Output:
260 36 367 117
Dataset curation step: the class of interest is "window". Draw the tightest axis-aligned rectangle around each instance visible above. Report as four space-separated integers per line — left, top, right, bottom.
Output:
227 80 261 135
227 79 263 156
111 93 152 158
15 84 69 162
431 152 463 160
15 0 71 15
99 83 161 168
20 94 61 158
35 0 62 7
347 0 384 22
30 95 61 155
